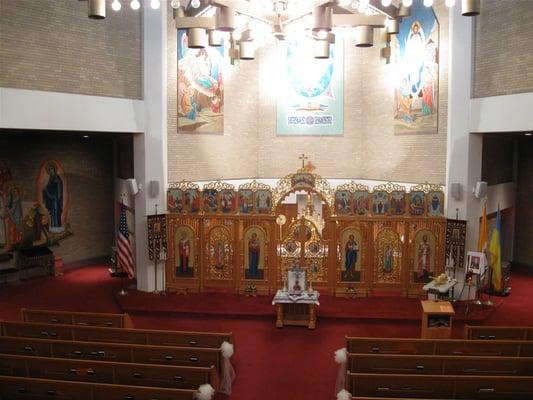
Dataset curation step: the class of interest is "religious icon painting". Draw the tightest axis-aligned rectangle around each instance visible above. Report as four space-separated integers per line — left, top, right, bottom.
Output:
390 191 407 215
184 189 201 213
371 191 389 215
207 226 232 280
409 191 425 216
392 0 439 134
291 173 315 189
255 190 272 214
445 219 466 269
174 225 195 278
412 229 436 283
340 228 362 282
177 29 224 134
237 189 253 214
427 191 444 216
36 160 72 244
167 189 184 213
354 191 370 216
203 189 218 213
219 189 236 214
375 228 401 284
335 190 353 215
244 226 266 280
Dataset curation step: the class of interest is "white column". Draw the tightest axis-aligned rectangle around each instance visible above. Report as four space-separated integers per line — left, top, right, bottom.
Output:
446 6 483 255
134 3 168 292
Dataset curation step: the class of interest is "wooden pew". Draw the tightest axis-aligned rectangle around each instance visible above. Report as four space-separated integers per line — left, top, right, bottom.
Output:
0 336 222 374
465 325 533 341
345 336 533 357
0 375 197 400
346 372 533 399
0 353 219 390
20 308 134 329
1 320 233 349
348 353 533 376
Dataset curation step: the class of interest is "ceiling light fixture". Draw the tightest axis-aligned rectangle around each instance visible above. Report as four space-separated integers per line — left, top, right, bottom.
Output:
130 0 140 11
88 0 105 19
111 0 122 12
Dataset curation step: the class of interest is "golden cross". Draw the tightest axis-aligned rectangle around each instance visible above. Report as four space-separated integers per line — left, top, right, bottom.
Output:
299 153 308 169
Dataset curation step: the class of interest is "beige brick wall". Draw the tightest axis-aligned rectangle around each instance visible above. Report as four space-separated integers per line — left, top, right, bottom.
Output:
0 0 142 99
473 0 533 98
0 134 115 263
167 3 448 185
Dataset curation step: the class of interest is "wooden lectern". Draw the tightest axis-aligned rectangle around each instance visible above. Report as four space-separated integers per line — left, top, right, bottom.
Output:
421 300 455 339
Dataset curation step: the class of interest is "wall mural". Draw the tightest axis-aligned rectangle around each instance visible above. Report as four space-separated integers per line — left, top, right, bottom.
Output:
0 159 72 256
177 30 224 134
392 0 439 134
277 37 344 136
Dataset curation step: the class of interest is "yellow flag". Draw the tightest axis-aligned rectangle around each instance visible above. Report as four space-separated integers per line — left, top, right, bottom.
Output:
488 208 502 292
478 203 488 252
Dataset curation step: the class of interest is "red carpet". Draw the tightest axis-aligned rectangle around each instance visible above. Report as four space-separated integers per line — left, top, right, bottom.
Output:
1 264 533 400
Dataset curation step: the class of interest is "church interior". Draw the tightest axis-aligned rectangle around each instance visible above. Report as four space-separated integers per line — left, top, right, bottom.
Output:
1 0 533 399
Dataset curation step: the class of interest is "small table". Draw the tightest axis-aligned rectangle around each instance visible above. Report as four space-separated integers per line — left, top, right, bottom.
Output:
272 290 320 330
423 278 458 300
421 300 455 339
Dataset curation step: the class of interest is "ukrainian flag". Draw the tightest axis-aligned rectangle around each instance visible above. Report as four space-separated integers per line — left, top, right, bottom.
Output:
488 207 502 293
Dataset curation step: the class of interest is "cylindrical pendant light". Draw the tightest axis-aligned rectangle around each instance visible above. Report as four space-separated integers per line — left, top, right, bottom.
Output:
387 18 399 35
312 6 332 32
239 41 255 60
354 25 373 48
398 4 411 18
314 40 330 59
208 30 223 47
187 28 207 48
89 0 106 19
462 0 480 16
216 5 235 32
173 6 185 19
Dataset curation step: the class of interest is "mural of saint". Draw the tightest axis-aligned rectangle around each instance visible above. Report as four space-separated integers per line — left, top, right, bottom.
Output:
42 162 64 231
178 233 190 273
409 192 425 215
345 234 359 273
384 246 393 273
2 184 23 251
427 191 443 216
335 191 352 215
256 190 271 214
390 191 406 215
239 190 253 214
220 190 235 213
417 235 431 280
214 240 225 269
184 189 201 213
203 189 218 213
372 192 389 215
167 189 183 213
354 191 369 215
248 232 260 278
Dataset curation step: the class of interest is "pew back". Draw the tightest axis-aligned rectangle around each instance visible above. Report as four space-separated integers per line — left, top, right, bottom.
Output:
0 353 218 390
347 372 533 399
1 320 233 349
348 353 533 376
465 325 533 341
345 336 533 357
20 308 134 329
0 375 197 400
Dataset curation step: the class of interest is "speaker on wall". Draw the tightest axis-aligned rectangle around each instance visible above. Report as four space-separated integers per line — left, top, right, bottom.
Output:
473 181 488 199
450 182 462 200
149 180 159 198
126 178 139 196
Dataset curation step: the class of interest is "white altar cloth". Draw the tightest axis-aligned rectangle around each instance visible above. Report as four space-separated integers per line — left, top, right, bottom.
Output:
272 290 320 306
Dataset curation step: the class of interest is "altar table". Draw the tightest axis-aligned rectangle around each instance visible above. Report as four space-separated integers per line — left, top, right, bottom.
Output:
272 290 320 329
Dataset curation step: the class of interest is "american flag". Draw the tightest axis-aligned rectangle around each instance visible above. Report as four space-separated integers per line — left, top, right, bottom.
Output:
117 202 135 279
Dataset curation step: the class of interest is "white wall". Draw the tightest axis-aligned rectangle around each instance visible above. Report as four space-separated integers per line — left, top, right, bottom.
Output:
470 93 533 133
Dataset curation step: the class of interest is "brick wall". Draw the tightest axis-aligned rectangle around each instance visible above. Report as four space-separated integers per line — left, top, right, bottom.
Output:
167 3 448 185
514 138 533 265
473 0 533 98
0 0 142 99
0 133 115 263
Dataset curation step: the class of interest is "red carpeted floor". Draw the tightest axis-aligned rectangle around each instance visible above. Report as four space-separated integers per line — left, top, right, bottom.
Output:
1 264 533 400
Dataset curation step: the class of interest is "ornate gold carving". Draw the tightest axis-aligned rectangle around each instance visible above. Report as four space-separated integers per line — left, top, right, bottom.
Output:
375 228 402 284
203 181 235 191
168 180 199 190
272 171 334 210
410 182 444 193
374 182 406 193
207 226 233 280
238 180 272 192
335 181 370 193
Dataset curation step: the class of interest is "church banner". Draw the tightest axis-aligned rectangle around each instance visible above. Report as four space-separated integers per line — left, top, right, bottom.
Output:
392 0 439 134
277 38 344 136
177 30 224 134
